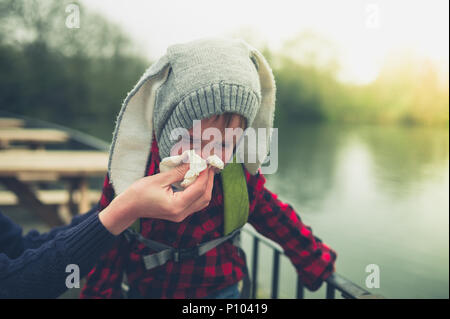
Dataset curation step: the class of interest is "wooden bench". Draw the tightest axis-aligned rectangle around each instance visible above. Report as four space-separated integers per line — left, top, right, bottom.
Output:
0 150 108 226
0 118 25 129
0 189 102 222
0 189 101 207
0 128 69 149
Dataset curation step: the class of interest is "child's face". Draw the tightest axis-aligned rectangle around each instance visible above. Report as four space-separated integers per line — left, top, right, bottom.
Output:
174 114 245 163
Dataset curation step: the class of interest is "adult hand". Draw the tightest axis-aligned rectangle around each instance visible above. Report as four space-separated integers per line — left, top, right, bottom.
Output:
99 164 215 235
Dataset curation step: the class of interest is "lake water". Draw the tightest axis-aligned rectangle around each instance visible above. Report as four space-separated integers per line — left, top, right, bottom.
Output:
241 123 449 299
3 123 448 299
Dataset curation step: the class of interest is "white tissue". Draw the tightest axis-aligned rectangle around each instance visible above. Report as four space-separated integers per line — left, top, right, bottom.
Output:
160 150 224 189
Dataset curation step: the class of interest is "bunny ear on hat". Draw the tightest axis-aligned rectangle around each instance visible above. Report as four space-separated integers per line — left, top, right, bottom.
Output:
242 44 277 175
108 55 171 195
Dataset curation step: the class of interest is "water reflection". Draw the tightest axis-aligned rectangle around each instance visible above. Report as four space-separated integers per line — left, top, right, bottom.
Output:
267 123 343 212
247 123 449 298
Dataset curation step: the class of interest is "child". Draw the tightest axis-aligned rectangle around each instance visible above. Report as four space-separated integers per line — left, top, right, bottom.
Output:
80 38 337 299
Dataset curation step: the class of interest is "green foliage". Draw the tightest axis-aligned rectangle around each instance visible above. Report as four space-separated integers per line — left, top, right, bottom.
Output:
0 0 147 140
0 0 447 141
272 32 448 127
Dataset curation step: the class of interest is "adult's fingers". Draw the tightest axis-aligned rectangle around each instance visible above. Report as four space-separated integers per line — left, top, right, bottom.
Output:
180 167 215 217
172 167 211 209
203 166 215 200
156 163 190 186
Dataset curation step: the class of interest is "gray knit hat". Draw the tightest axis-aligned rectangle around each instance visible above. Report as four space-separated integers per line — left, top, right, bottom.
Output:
108 37 276 195
154 38 261 159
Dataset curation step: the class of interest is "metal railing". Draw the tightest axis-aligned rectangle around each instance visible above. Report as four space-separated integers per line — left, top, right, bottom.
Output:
242 225 382 299
2 112 383 299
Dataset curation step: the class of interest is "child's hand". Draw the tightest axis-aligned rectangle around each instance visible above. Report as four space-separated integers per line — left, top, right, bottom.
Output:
99 164 215 235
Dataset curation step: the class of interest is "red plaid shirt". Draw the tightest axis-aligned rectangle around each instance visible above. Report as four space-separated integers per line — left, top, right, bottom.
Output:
80 137 337 298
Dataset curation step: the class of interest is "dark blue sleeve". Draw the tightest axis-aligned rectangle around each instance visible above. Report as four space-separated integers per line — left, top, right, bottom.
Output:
0 212 26 259
0 206 99 259
22 205 100 251
0 208 118 299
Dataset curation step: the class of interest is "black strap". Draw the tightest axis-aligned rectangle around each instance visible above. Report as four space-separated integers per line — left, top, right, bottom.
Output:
122 228 249 298
124 228 242 270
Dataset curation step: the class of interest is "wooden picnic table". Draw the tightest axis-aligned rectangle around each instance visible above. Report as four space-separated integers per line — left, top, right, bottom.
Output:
0 117 25 129
0 128 69 149
0 149 108 226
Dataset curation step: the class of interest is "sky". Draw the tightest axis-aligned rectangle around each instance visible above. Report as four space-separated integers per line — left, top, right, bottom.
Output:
82 0 449 84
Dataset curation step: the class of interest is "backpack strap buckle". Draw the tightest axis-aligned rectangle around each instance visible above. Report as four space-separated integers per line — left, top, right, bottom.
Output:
173 245 200 263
